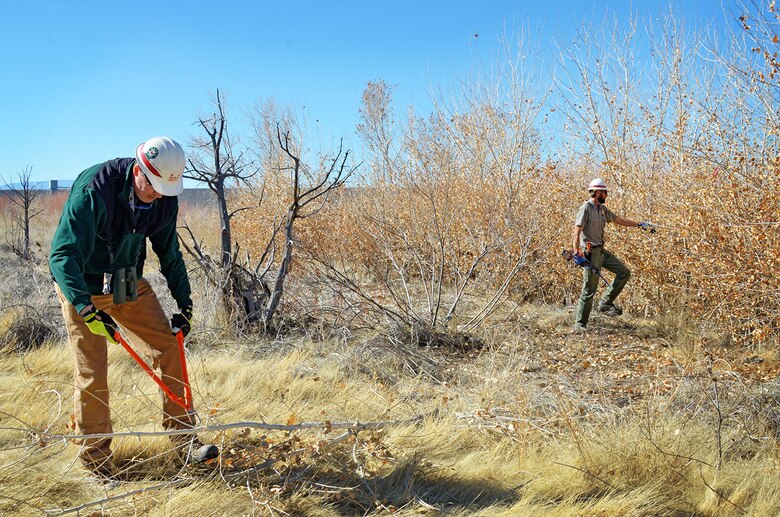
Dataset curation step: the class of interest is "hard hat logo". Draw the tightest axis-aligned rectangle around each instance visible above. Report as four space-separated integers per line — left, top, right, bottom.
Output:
135 136 185 197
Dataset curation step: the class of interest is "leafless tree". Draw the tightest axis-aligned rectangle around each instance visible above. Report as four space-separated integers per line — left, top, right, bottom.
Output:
182 91 356 330
553 14 644 190
186 90 259 266
181 90 268 325
263 126 356 325
1 167 43 260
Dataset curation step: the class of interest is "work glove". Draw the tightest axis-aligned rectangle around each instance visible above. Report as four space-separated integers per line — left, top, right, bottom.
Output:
637 222 656 233
81 306 119 344
171 306 193 338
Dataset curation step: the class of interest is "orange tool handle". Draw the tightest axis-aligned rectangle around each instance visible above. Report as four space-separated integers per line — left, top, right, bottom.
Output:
115 332 189 411
176 331 193 411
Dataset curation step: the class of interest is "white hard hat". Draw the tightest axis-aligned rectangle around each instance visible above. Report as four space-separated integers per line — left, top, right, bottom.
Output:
587 178 608 191
135 136 185 196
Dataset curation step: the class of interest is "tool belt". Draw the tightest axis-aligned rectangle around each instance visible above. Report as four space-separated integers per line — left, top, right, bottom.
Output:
582 243 602 260
102 267 138 304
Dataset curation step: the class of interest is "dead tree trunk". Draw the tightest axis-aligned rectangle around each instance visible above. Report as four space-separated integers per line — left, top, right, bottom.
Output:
261 126 356 327
264 204 296 326
184 91 260 324
2 167 43 261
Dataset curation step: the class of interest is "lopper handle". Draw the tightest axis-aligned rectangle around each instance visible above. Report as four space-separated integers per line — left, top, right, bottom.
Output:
176 331 193 411
114 332 189 411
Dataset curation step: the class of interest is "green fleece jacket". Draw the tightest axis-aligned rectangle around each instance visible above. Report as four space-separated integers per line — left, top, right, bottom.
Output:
49 158 191 313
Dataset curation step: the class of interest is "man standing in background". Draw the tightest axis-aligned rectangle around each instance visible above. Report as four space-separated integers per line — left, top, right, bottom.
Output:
572 178 650 331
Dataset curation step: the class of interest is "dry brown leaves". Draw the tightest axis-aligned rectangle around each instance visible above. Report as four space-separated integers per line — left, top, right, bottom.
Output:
528 321 780 406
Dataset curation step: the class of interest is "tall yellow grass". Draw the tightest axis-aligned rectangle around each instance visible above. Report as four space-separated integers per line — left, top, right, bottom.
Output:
2 303 779 515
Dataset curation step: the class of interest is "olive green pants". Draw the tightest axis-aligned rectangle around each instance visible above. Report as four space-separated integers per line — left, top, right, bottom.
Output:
56 279 194 466
575 247 631 327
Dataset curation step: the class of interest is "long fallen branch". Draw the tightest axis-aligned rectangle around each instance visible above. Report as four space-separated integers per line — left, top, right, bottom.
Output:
38 417 422 443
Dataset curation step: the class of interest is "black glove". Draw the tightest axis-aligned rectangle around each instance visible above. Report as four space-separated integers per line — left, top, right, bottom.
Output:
81 306 119 344
171 306 193 337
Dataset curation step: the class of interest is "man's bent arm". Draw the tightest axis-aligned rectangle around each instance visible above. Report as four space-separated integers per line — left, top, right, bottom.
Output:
149 202 192 310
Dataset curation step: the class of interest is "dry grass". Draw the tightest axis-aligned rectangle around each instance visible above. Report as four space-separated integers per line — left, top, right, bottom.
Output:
2 303 780 516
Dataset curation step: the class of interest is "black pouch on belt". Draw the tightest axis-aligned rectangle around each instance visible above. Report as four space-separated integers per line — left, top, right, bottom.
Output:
111 266 138 304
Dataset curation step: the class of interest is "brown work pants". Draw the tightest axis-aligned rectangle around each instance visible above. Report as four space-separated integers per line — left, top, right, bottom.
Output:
56 278 194 466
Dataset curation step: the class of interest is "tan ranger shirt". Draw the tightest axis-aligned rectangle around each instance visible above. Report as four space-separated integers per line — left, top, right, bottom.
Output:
575 199 617 248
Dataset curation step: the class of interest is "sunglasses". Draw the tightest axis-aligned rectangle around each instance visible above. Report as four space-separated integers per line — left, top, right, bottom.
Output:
139 171 160 194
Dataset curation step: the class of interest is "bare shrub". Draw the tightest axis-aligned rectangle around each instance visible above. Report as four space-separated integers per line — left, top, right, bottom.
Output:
289 51 556 340
0 305 54 353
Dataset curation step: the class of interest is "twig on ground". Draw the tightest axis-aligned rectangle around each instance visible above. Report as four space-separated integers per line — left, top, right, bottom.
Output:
44 477 198 515
699 466 746 515
552 461 617 491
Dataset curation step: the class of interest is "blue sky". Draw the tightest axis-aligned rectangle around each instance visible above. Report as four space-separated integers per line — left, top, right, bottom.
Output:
0 0 733 184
